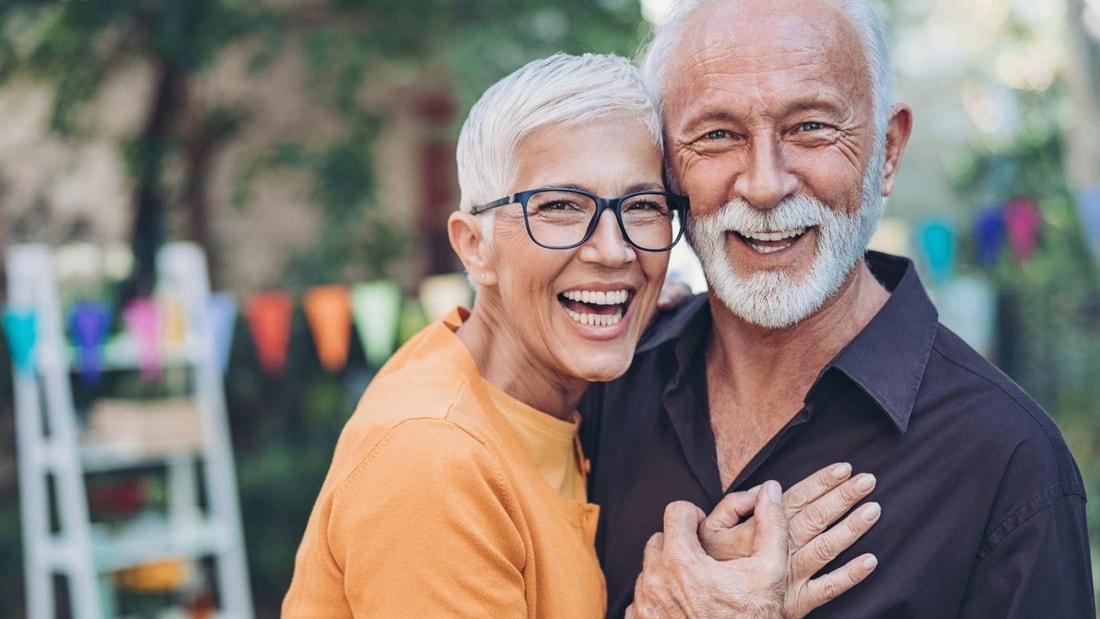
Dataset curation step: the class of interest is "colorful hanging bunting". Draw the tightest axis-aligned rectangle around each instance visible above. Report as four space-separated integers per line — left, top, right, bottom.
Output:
398 298 429 346
418 273 474 323
207 293 238 375
973 206 1005 269
936 275 996 359
123 299 163 382
917 219 956 284
1075 182 1100 261
1002 198 1041 260
69 300 112 385
304 285 353 373
3 309 37 374
245 291 294 375
352 281 402 368
161 297 188 348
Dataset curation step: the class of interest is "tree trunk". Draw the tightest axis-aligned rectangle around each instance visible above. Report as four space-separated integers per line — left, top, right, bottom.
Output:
119 60 182 303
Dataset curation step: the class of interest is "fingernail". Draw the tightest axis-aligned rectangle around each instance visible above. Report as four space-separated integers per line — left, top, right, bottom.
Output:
765 480 782 502
861 555 878 570
854 473 876 492
746 484 761 495
860 502 881 521
830 462 852 479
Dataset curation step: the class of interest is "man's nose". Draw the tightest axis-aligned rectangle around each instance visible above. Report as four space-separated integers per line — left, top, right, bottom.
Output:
733 137 797 209
579 210 635 266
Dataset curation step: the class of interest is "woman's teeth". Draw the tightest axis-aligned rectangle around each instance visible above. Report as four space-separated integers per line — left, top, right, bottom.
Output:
560 289 629 305
564 307 624 326
560 289 629 327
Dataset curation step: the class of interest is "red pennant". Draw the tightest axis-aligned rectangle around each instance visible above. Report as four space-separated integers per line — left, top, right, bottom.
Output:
245 291 294 375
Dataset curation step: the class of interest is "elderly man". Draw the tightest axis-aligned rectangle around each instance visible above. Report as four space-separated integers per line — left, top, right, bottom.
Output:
580 0 1095 617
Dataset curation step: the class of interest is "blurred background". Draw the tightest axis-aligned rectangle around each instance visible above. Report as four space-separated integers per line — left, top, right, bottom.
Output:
0 0 1098 616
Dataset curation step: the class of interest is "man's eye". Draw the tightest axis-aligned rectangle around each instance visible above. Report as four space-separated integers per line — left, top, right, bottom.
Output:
704 129 729 140
799 121 824 132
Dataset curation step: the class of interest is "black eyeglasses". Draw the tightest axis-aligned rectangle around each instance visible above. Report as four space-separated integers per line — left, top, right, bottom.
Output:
469 187 689 252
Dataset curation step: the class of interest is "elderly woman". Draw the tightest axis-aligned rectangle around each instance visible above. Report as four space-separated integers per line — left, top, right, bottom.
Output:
283 53 875 618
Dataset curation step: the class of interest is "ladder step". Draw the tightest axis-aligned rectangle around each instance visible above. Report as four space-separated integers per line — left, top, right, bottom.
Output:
91 518 233 572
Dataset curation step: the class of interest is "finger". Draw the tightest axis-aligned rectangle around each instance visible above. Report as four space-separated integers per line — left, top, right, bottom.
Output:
751 481 790 567
704 486 760 531
784 462 852 517
790 553 878 618
657 280 693 311
789 472 877 550
792 501 880 579
642 531 664 566
661 501 707 557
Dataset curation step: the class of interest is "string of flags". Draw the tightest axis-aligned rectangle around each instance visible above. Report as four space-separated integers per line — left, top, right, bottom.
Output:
3 273 474 381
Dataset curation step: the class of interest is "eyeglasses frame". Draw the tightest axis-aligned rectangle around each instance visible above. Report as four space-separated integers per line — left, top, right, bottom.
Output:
468 187 690 252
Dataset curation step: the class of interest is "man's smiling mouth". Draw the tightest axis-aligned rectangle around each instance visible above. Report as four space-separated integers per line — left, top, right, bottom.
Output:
735 227 809 254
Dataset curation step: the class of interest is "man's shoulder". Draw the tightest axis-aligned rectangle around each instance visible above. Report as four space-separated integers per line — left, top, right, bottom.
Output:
921 323 1083 491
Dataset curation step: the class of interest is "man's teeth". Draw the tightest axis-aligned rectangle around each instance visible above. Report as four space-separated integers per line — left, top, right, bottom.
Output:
564 307 624 326
741 228 807 242
560 289 629 305
741 227 807 254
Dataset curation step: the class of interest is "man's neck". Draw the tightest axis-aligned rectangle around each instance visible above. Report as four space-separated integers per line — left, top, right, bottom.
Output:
705 260 890 487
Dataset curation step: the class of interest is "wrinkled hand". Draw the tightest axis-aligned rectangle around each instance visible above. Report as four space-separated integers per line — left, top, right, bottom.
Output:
627 481 788 619
698 463 880 618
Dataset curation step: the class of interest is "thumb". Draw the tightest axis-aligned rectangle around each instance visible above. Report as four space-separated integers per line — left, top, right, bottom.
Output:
752 480 791 567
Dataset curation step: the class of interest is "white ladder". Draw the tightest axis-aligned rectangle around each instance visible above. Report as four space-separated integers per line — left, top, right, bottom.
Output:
7 242 254 619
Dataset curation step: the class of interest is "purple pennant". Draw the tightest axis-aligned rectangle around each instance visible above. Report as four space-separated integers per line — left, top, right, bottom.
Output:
69 300 112 385
3 309 37 374
1003 198 1041 260
973 206 1005 269
1075 183 1100 261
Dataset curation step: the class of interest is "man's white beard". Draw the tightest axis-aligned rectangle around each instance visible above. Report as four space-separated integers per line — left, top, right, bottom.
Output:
686 157 885 330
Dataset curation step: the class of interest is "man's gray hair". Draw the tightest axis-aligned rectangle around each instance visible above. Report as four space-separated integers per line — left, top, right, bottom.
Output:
456 53 663 236
639 0 895 141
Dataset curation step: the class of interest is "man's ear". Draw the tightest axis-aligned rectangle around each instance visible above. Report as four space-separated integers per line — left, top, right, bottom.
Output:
881 103 913 197
448 211 497 286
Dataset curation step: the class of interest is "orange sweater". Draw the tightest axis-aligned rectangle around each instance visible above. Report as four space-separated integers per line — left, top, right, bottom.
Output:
283 308 606 618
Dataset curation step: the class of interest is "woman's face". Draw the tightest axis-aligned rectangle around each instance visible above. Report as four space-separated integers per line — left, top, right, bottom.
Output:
484 116 670 385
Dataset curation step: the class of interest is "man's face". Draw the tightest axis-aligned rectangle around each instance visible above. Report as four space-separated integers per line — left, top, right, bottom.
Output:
663 0 886 328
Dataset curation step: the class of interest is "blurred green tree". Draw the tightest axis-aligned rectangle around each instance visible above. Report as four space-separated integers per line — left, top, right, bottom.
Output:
0 0 645 296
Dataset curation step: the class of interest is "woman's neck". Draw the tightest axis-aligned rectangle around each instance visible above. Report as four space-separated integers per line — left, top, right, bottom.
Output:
455 302 587 420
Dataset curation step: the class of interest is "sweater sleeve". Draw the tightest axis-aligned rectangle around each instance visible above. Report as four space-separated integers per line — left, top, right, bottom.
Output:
328 418 528 617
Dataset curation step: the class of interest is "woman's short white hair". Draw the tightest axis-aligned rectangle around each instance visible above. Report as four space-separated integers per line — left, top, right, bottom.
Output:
456 53 663 236
639 0 894 142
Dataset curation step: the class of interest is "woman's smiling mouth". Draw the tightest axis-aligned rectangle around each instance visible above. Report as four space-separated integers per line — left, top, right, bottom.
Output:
559 289 631 327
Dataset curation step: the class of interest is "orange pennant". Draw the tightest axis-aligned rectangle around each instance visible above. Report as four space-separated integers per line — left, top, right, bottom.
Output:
304 285 352 372
245 291 294 375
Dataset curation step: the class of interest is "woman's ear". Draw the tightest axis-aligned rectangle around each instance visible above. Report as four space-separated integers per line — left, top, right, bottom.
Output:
448 211 497 286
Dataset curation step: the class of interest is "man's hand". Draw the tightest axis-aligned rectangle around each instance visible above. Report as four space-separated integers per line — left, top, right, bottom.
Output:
698 463 880 618
627 481 789 618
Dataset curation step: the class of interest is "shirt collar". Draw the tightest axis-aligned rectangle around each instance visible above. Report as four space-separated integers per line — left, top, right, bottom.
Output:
818 252 938 433
639 252 938 433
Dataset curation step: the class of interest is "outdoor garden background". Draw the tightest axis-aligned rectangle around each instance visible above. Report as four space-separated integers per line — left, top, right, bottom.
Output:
0 0 1098 616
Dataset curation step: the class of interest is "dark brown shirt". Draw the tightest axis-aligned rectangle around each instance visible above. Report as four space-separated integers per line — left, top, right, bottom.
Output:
581 252 1094 618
